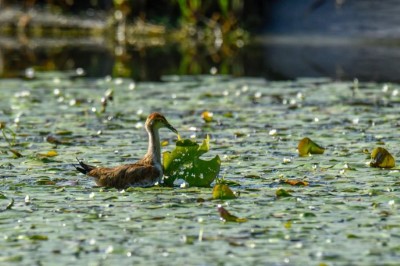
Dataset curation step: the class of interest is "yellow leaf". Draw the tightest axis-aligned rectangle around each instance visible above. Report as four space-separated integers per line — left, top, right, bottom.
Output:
201 111 213 122
161 140 169 147
46 150 58 157
212 184 236 199
37 150 58 158
298 137 325 157
370 147 395 168
284 220 292 229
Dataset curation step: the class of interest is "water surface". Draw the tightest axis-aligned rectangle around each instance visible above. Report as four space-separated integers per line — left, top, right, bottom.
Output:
0 74 399 265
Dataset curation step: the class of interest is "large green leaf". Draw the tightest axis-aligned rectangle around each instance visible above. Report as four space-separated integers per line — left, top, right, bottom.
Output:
163 136 221 187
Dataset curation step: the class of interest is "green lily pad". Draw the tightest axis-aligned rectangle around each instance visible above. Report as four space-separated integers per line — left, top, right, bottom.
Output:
212 183 236 199
163 136 221 187
276 188 292 198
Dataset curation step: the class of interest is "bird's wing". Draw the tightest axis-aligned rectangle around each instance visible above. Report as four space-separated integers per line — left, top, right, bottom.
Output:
89 163 161 188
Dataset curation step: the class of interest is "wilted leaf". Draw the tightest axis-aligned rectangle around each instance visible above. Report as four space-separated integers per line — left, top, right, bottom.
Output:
298 137 325 157
6 198 14 210
163 136 221 187
9 149 22 158
212 183 236 199
276 188 292 198
283 179 309 186
46 135 67 145
36 177 56 185
217 205 247 223
370 147 395 168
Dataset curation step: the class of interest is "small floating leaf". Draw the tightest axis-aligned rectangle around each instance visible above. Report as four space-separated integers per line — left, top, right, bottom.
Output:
161 140 169 147
54 187 66 193
301 212 317 218
212 183 236 200
55 130 73 136
201 111 213 122
298 137 325 156
9 149 22 158
37 150 58 158
283 179 309 186
347 234 360 239
217 205 247 223
36 177 56 185
6 198 14 210
46 135 64 145
370 147 395 168
284 220 292 229
0 255 23 262
276 188 292 198
47 150 58 157
26 235 49 241
163 135 221 187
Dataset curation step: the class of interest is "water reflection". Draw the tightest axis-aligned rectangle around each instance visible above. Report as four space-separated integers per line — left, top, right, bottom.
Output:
1 35 400 82
0 35 252 80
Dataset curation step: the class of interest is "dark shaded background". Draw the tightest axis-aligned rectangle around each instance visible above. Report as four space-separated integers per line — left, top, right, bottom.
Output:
1 0 400 82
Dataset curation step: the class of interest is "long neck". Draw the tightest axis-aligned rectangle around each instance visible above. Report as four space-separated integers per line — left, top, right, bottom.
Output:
145 125 161 164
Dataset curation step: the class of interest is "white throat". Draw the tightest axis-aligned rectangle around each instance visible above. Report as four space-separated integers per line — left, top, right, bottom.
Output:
146 125 161 165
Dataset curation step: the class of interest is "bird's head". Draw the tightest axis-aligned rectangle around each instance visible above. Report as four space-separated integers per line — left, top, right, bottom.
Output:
145 112 178 134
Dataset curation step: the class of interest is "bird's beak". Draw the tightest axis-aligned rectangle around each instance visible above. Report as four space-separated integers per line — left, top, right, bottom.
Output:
166 123 178 134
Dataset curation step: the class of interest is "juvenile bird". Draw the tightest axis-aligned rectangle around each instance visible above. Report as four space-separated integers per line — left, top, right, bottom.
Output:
75 112 178 189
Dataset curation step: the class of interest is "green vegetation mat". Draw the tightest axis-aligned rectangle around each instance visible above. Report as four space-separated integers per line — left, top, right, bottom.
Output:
0 73 399 265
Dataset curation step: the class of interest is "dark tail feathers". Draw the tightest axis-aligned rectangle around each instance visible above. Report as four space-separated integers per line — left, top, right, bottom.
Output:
75 157 95 175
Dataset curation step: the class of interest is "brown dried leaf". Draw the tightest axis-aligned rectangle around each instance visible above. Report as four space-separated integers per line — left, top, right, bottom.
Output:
283 179 309 186
217 205 247 223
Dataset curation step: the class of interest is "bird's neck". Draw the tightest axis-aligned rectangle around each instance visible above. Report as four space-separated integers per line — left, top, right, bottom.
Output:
146 126 161 165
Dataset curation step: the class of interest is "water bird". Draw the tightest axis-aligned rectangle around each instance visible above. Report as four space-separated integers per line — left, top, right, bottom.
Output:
75 112 178 189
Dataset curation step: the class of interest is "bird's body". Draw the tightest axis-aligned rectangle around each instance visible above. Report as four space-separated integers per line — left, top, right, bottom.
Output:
75 112 178 189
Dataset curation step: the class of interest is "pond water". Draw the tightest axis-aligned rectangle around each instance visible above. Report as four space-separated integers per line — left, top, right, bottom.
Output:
0 74 400 265
3 36 400 82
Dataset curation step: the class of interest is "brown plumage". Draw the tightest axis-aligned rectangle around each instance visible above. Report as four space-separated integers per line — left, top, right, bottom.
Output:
75 112 178 189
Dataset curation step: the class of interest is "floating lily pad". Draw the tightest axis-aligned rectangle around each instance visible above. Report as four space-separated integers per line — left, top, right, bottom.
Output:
212 183 236 199
163 136 221 187
276 188 292 198
370 147 395 168
298 137 325 157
